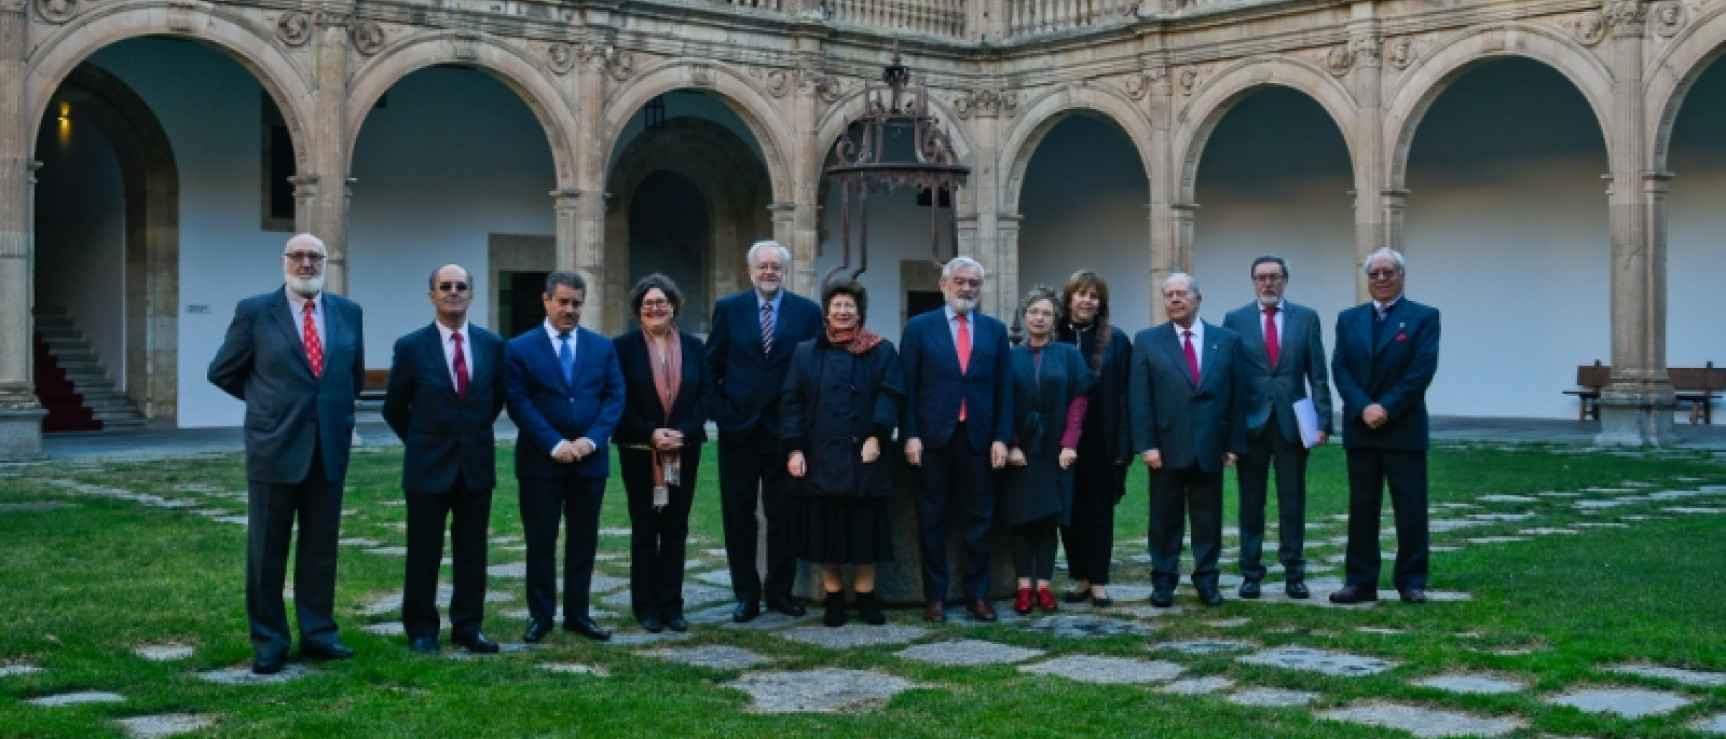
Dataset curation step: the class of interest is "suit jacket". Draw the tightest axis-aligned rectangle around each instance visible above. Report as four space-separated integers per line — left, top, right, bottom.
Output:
704 289 823 434
613 330 712 447
505 325 625 479
382 323 506 494
1332 297 1440 451
1223 301 1333 444
208 287 364 485
1128 321 1249 472
899 307 1014 451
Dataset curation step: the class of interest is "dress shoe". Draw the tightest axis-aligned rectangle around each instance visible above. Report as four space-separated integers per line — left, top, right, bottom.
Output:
1036 588 1058 613
300 641 356 661
1090 590 1113 608
1197 585 1225 607
966 597 998 623
855 592 886 626
1062 588 1091 605
408 636 440 655
923 600 947 623
452 632 499 654
252 651 287 675
1150 586 1174 608
1328 584 1379 604
1398 587 1427 604
767 596 807 618
563 617 612 642
1013 587 1034 615
1238 579 1262 600
1285 581 1311 600
823 591 847 628
522 619 554 643
664 611 688 632
732 601 761 623
639 615 665 633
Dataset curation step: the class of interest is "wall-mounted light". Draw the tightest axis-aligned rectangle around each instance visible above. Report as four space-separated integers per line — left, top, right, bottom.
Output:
57 101 71 144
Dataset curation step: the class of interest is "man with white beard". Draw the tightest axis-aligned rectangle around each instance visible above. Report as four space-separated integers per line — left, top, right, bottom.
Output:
209 233 366 674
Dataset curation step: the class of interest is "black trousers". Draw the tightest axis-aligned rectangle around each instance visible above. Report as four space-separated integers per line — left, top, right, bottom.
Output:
620 446 700 620
1147 464 1223 589
718 425 795 604
402 481 492 640
1062 430 1121 585
1344 448 1430 590
1011 518 1059 581
518 471 605 624
246 441 343 657
1237 413 1309 582
916 423 996 600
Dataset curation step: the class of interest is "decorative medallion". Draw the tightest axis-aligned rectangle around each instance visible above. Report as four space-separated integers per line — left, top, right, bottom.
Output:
36 0 75 23
547 42 576 75
353 20 386 56
1325 43 1355 75
1652 0 1687 36
1572 11 1608 45
1386 36 1415 69
1178 64 1201 95
766 69 790 97
277 12 312 47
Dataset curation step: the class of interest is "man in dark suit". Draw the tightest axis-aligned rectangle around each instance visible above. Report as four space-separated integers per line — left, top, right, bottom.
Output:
1330 248 1440 605
705 241 822 622
1129 272 1247 609
505 271 624 642
382 264 506 654
1222 256 1331 601
208 233 364 674
900 256 1013 623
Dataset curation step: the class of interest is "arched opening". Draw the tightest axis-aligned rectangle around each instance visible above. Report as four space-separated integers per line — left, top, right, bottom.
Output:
1664 51 1726 374
627 170 711 329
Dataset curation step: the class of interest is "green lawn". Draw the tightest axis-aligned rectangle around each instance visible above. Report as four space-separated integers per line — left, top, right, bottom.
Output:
1 441 1724 737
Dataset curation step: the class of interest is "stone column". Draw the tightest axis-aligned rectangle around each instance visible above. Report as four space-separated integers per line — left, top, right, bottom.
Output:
0 0 46 460
571 36 612 333
952 89 1007 316
1597 0 1676 446
1347 12 1389 303
1145 63 1178 325
769 201 810 293
995 212 1022 310
307 6 354 294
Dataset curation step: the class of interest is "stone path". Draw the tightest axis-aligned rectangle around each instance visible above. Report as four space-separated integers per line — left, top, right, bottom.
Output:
1318 702 1526 737
115 714 217 738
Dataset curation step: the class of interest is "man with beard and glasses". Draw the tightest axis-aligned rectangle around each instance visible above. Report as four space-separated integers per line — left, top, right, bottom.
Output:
209 233 365 674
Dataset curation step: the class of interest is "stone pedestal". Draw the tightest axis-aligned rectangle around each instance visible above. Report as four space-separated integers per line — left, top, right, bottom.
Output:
1595 393 1677 447
0 407 47 462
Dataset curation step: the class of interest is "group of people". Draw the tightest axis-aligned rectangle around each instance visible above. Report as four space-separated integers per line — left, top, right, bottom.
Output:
209 233 1439 677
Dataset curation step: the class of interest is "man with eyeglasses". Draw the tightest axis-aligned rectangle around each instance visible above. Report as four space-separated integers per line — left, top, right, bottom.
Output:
1329 247 1440 606
382 265 506 654
209 233 365 674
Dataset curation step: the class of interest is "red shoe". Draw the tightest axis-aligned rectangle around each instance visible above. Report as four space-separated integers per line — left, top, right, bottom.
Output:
1013 588 1034 615
1036 587 1058 612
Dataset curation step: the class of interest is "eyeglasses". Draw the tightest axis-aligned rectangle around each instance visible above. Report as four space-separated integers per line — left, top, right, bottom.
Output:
752 264 784 273
1366 270 1401 280
640 299 671 308
284 252 326 264
1252 274 1286 283
436 282 470 293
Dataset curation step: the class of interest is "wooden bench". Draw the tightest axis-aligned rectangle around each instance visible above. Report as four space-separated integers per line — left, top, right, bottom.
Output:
1669 362 1724 425
357 368 390 407
1563 361 1609 422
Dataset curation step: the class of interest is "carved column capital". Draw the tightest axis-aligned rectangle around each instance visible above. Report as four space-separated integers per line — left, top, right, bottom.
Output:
1349 34 1382 68
1602 0 1648 36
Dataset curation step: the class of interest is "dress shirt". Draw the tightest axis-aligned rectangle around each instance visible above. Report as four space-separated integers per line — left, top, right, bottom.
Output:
284 287 325 349
1261 300 1284 349
436 320 473 389
1372 295 1403 321
757 290 784 330
943 304 973 347
540 319 589 459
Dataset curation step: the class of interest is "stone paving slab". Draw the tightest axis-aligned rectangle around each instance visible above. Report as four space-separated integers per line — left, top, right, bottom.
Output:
1318 702 1524 737
1152 639 1255 655
775 624 929 649
608 630 693 646
1606 664 1726 687
0 664 43 678
1547 687 1694 718
1019 655 1183 684
1238 646 1397 677
115 713 217 738
1205 617 1251 628
694 570 732 586
1112 604 1185 618
1020 615 1157 638
1415 673 1527 694
645 645 772 670
896 639 1044 666
338 537 382 547
363 546 408 556
196 664 318 685
132 644 195 662
1695 713 1726 734
0 501 74 512
1356 627 1406 636
1466 536 1531 545
725 669 914 714
25 691 126 707
1157 677 1234 695
443 643 542 658
722 610 819 631
1228 688 1317 707
685 603 741 626
602 583 731 609
538 662 608 676
1477 494 1541 504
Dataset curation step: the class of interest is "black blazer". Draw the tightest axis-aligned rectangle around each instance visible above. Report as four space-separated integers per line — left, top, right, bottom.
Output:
1128 321 1249 472
1332 297 1441 451
1223 301 1333 443
704 289 823 434
899 307 1014 451
613 330 712 447
382 323 506 494
505 326 625 480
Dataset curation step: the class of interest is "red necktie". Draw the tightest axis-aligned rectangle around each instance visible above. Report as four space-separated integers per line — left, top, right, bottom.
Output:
1182 329 1199 385
452 331 469 399
1263 305 1280 367
303 302 323 379
956 314 971 422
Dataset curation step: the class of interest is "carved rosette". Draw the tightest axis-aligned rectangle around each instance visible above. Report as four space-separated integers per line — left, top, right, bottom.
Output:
1652 0 1687 37
1325 43 1355 76
547 42 575 75
1569 11 1608 45
1386 37 1416 70
1178 65 1201 95
1602 0 1649 34
766 69 790 98
353 21 386 55
277 12 312 47
36 0 76 23
952 88 1017 119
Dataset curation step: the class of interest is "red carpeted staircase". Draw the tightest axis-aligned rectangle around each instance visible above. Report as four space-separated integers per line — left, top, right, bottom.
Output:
33 330 102 432
32 307 147 434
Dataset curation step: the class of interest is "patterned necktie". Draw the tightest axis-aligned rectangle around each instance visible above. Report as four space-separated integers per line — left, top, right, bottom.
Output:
452 331 469 399
1182 329 1199 385
956 313 971 422
302 302 323 379
761 301 775 356
1263 305 1280 367
558 332 574 387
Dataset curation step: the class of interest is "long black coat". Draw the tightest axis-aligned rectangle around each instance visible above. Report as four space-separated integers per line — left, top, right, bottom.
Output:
780 335 904 498
1000 341 1093 527
612 330 712 448
1058 322 1133 499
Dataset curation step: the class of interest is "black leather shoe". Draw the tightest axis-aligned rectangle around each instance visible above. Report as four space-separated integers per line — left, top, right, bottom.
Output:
1329 584 1379 604
452 632 499 654
1090 588 1113 608
767 596 807 617
855 592 886 626
409 636 440 655
665 614 688 632
522 619 554 643
1198 586 1224 607
252 651 287 675
564 617 612 642
1285 581 1311 599
1239 579 1262 600
1062 588 1091 604
1150 586 1174 608
639 615 664 633
923 600 947 623
1398 587 1428 604
300 641 356 661
822 592 847 628
965 597 998 623
732 601 761 623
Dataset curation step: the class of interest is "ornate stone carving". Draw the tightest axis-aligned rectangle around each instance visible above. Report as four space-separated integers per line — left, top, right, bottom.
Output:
277 12 312 47
952 88 1018 119
1178 64 1201 95
690 63 715 88
314 9 351 28
1652 0 1687 37
36 0 76 23
766 69 790 98
453 30 480 61
1349 34 1382 68
167 0 197 31
580 43 634 81
1147 66 1171 95
1123 71 1147 100
1569 11 1608 45
1325 43 1355 75
796 67 843 103
0 0 25 13
1386 36 1415 69
1602 0 1649 32
546 42 576 75
353 21 386 55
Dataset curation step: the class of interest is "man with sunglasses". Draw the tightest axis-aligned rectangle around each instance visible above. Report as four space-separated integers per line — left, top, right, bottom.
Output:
209 233 365 674
382 265 506 654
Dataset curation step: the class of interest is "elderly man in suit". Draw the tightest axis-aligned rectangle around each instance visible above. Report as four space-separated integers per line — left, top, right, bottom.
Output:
1222 256 1331 601
1129 272 1247 609
901 256 1013 623
705 241 822 622
383 264 506 654
505 271 625 642
1330 248 1440 605
208 233 364 675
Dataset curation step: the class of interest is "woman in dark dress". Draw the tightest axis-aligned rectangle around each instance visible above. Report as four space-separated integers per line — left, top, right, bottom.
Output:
781 280 904 627
613 274 711 633
1001 286 1093 614
1056 269 1133 607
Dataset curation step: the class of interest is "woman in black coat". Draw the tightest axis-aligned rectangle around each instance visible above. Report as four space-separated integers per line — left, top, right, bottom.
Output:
1056 269 1133 607
613 274 711 633
781 280 903 628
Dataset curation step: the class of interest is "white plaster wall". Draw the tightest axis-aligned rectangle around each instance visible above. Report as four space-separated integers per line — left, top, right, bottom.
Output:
814 183 926 345
34 106 127 389
348 65 558 362
1665 56 1726 370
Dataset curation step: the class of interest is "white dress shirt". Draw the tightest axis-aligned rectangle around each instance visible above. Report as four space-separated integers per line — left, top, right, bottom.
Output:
435 320 473 389
1175 319 1205 375
284 287 325 348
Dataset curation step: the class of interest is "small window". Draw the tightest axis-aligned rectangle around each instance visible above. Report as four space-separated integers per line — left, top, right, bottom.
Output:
260 91 295 231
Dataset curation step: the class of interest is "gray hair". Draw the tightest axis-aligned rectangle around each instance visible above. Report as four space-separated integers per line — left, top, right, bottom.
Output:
283 233 326 255
1363 247 1406 275
941 256 986 282
746 240 790 267
544 271 586 296
1161 272 1201 297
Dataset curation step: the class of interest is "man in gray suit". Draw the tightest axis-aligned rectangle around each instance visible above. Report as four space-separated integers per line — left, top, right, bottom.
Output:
1129 273 1247 608
1223 256 1331 601
209 233 365 675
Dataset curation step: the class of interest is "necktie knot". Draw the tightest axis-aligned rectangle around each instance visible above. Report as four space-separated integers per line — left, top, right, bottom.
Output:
1264 305 1278 316
452 331 463 345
